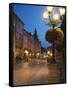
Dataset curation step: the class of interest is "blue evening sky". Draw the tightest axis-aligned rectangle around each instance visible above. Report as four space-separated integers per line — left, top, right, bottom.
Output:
12 4 52 48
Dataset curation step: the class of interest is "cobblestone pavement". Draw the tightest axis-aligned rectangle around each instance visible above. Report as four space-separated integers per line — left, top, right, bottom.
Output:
13 59 63 86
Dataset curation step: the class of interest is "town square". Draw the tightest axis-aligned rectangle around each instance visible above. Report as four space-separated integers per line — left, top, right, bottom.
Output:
10 4 66 86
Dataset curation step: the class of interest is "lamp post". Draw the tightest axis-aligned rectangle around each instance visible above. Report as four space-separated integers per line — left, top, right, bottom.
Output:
43 6 65 63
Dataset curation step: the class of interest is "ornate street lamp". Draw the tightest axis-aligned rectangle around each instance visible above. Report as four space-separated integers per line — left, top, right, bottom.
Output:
43 6 65 27
59 8 65 16
43 6 65 63
47 6 54 13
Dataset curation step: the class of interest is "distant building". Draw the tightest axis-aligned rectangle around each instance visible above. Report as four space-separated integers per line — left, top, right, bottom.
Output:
12 11 24 60
33 28 41 54
41 47 47 54
41 47 47 59
12 11 41 61
47 46 53 53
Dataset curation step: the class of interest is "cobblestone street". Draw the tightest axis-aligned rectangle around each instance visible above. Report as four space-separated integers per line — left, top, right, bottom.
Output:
13 59 63 86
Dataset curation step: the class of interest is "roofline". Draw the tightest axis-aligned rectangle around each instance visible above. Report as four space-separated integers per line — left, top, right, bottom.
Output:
11 10 24 25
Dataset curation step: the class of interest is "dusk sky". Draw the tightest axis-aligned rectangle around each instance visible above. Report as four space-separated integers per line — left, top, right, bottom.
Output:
12 3 52 48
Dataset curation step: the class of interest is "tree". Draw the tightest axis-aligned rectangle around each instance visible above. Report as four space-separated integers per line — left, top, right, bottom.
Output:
46 27 64 62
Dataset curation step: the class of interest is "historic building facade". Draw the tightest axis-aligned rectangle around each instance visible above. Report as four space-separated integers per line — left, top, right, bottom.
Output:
12 12 41 61
13 12 24 60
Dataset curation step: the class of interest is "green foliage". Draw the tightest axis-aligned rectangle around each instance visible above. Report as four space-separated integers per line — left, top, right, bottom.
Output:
45 27 64 45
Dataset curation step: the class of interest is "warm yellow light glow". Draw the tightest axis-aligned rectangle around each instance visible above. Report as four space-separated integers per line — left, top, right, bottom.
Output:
47 51 50 54
36 53 40 56
47 51 52 56
43 11 49 19
50 53 53 56
29 53 31 56
24 50 29 56
47 6 54 13
53 13 60 21
59 8 65 15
